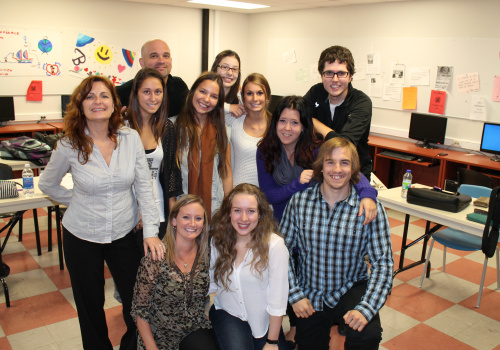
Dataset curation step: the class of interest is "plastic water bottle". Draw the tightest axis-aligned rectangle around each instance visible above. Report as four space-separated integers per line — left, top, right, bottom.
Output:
401 169 412 198
22 163 35 198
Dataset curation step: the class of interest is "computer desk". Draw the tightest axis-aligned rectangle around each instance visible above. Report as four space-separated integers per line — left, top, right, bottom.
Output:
378 184 485 277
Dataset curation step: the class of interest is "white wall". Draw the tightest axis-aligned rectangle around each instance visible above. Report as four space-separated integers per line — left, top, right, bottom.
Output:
0 0 203 121
245 0 500 150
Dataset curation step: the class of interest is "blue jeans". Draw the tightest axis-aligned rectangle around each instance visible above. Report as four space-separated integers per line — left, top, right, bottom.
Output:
209 305 288 350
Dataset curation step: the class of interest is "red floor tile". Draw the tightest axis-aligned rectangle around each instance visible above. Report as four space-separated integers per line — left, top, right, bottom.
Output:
385 284 454 321
437 257 499 287
2 251 40 274
0 291 76 335
388 217 404 228
382 323 475 350
392 254 426 283
105 305 126 347
0 337 12 350
43 265 72 290
459 288 500 322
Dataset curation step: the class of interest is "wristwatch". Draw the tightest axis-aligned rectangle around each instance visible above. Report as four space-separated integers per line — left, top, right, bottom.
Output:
266 339 279 345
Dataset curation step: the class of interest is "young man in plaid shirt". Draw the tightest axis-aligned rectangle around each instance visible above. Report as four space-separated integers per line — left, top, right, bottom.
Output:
280 137 393 350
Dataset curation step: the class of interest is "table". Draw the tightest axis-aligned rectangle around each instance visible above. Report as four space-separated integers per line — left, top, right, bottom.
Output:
369 135 500 189
0 123 59 140
0 158 42 171
378 185 485 277
0 177 63 268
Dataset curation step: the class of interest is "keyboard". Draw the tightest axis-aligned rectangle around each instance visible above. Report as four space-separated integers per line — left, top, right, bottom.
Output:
378 150 417 161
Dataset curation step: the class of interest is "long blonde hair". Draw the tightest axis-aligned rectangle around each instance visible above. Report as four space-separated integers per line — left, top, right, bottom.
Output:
163 195 210 265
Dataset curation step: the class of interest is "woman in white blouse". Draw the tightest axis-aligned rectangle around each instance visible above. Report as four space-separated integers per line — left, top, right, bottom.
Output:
39 75 164 350
209 183 289 350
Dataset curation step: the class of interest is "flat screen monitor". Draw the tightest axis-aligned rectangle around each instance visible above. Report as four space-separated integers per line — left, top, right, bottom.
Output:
408 113 447 149
480 122 500 162
0 96 15 124
61 95 71 117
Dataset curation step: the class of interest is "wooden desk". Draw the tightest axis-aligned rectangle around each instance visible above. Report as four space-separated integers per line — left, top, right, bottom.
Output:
369 135 500 188
0 123 59 140
47 122 64 133
378 185 486 277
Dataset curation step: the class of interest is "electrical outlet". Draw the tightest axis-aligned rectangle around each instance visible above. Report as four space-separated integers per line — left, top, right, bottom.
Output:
451 140 460 147
40 116 46 121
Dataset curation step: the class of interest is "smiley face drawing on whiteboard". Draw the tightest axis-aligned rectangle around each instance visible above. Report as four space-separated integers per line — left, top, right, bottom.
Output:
95 45 113 64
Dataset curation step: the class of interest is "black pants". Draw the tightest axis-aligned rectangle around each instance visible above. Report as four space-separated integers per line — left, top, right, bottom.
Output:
179 328 218 350
295 282 382 350
63 227 142 350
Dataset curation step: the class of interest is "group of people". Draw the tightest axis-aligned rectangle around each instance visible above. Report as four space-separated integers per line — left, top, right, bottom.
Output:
38 39 394 350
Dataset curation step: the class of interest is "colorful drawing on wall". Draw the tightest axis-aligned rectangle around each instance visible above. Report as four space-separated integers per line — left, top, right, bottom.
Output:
43 62 61 76
69 33 137 86
0 28 62 77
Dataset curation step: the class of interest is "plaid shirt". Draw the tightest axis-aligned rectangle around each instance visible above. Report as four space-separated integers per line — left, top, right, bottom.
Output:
279 183 393 322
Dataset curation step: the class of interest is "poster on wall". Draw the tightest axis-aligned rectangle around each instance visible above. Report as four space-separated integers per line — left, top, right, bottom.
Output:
68 33 137 86
0 27 62 77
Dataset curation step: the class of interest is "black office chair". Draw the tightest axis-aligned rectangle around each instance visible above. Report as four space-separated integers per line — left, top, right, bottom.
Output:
457 168 494 188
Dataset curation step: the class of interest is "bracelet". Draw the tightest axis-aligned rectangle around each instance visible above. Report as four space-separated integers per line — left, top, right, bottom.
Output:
266 339 279 345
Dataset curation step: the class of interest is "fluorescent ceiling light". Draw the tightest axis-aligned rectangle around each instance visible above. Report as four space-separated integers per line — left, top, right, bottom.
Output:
188 0 269 10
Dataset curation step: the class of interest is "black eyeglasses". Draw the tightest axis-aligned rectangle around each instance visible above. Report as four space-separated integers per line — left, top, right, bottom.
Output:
218 64 240 75
322 71 349 79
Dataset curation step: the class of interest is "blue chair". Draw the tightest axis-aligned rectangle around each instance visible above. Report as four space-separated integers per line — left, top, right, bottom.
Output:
418 184 500 308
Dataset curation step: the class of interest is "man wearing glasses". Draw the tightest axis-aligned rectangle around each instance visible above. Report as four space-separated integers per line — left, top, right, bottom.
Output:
304 45 373 180
117 39 189 117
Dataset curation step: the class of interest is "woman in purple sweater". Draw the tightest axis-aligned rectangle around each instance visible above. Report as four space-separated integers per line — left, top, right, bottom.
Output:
257 95 378 224
256 95 378 348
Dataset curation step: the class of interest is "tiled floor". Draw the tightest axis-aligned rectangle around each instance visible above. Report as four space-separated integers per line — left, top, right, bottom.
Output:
1 208 499 349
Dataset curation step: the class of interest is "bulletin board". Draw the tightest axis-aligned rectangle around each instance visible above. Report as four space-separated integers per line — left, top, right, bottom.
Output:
266 37 500 122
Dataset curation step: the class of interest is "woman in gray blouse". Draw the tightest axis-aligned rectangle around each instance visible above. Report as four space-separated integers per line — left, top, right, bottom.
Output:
39 75 164 350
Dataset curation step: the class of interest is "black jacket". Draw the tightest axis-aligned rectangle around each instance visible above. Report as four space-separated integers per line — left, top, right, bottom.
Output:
116 74 189 118
304 82 373 178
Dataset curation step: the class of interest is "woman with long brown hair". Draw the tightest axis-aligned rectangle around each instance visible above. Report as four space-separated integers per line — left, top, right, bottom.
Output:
173 71 232 218
209 184 289 350
125 67 182 239
39 75 164 349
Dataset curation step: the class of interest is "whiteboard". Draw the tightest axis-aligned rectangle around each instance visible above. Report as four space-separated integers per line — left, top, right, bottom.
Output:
266 37 500 122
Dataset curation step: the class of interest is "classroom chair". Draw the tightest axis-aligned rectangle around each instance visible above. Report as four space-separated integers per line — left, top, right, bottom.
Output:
418 184 500 307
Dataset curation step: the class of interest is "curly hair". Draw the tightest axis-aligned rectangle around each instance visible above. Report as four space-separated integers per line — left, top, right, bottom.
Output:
312 137 361 184
163 194 210 266
125 68 168 142
241 73 272 121
317 45 356 76
257 95 321 173
61 75 123 164
175 71 229 179
211 50 241 105
210 183 278 291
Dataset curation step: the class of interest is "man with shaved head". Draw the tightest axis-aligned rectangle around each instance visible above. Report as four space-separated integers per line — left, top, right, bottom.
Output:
116 39 188 117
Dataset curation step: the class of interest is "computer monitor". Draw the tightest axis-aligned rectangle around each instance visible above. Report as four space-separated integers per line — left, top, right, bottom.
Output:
480 122 500 162
0 96 15 125
61 95 71 117
408 112 447 149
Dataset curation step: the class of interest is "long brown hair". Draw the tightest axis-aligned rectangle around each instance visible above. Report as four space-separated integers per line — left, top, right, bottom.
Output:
125 68 168 142
61 75 123 164
175 71 229 178
163 194 210 265
210 183 278 291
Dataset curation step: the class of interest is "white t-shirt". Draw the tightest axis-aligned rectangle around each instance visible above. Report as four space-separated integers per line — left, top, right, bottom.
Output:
145 143 165 222
225 114 261 187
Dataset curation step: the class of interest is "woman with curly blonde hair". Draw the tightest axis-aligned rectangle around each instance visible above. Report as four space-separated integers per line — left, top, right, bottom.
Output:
209 183 289 350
